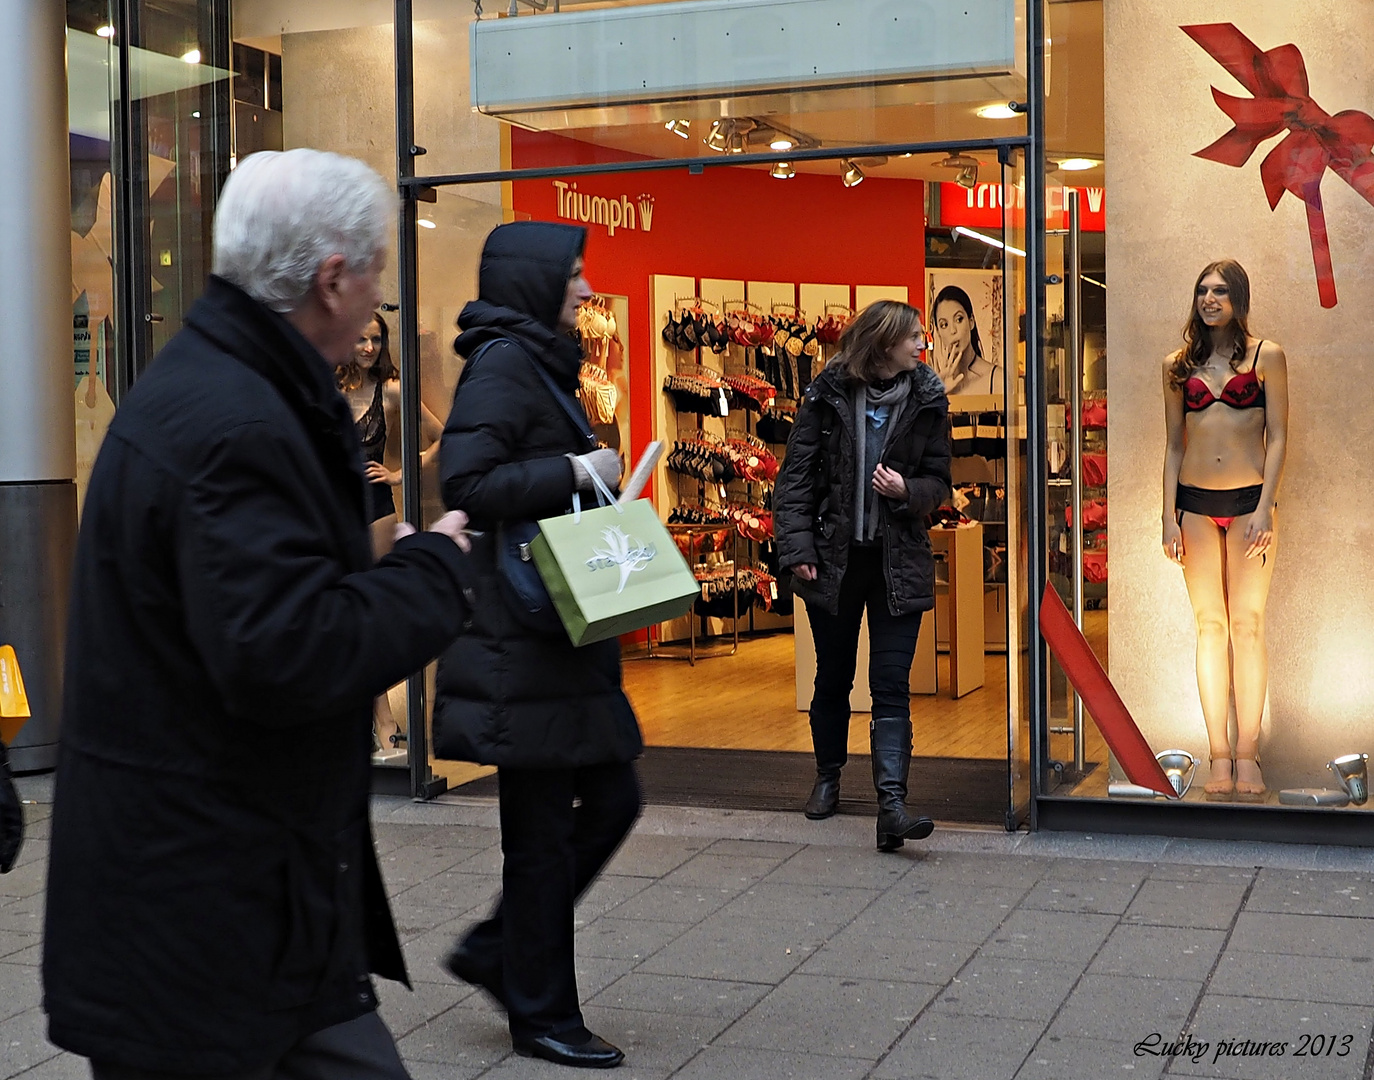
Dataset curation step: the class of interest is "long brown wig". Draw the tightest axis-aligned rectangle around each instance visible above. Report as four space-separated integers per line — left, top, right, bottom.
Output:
1167 260 1253 390
336 312 397 392
829 299 925 384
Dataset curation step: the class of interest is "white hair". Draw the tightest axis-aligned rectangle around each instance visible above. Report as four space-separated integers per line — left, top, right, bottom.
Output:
212 149 393 313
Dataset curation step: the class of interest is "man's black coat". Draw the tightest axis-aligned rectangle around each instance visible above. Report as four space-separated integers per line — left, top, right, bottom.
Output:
43 277 470 1073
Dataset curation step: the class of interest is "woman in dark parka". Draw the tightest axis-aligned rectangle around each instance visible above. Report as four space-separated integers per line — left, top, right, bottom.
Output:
773 300 952 852
432 221 639 1069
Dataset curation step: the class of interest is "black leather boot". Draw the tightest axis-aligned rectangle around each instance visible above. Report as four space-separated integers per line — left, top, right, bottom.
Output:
803 768 841 820
870 717 934 852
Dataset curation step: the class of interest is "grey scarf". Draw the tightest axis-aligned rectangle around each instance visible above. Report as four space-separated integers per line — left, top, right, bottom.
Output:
853 374 913 542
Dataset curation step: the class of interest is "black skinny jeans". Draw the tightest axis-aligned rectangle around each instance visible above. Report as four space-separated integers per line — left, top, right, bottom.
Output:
459 761 642 1042
805 545 925 769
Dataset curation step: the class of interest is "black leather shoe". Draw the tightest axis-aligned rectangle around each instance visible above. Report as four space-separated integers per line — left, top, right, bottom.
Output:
441 944 506 1011
514 1032 624 1068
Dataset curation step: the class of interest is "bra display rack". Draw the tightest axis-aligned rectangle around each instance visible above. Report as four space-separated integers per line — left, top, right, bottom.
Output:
945 394 1011 650
656 296 741 662
1051 391 1107 606
655 292 807 662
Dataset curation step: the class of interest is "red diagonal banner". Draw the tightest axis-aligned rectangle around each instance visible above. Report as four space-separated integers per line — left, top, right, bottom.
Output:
1182 22 1374 309
1039 584 1176 798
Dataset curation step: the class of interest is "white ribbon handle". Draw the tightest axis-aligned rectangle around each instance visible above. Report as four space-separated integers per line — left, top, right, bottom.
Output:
571 467 624 524
586 466 625 514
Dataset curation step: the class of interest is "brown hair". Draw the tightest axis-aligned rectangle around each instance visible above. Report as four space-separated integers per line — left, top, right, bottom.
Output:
1167 260 1252 390
336 312 397 392
829 299 924 384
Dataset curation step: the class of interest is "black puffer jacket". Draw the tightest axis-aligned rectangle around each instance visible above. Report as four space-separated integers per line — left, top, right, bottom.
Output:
773 362 952 615
432 222 642 769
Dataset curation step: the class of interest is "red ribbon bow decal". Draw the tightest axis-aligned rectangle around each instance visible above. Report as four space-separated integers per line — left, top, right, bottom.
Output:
1183 22 1374 308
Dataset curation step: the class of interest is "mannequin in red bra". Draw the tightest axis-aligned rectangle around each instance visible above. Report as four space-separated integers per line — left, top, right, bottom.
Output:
1161 259 1289 800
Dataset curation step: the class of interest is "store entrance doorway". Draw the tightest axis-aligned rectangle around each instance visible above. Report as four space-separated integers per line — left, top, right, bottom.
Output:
416 136 1030 826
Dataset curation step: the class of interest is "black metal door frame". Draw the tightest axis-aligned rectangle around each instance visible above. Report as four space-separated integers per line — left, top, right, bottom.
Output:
389 0 1050 812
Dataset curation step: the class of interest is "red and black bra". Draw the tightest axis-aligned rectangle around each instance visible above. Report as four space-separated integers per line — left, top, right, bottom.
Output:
1183 344 1266 413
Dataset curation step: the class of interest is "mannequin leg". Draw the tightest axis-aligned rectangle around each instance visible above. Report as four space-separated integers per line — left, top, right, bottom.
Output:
370 514 398 560
1224 512 1277 795
372 694 399 754
1178 512 1233 792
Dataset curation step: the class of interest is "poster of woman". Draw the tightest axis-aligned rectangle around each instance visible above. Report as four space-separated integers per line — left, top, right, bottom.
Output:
925 269 1005 397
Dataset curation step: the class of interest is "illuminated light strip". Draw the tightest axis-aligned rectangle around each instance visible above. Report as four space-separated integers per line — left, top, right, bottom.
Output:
1083 275 1107 290
952 225 1026 258
1039 585 1176 797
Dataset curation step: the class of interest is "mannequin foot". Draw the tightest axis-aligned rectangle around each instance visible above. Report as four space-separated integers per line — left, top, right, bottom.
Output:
1235 758 1266 798
1204 759 1234 799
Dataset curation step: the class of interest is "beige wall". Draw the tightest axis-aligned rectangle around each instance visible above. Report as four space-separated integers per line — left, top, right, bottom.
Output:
278 10 506 515
273 8 505 519
1106 1 1374 789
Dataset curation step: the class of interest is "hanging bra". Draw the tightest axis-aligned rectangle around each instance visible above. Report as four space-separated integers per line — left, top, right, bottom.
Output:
1183 343 1266 413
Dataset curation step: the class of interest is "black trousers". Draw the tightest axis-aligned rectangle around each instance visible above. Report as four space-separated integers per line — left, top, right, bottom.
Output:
90 1011 408 1080
805 545 925 768
459 761 641 1042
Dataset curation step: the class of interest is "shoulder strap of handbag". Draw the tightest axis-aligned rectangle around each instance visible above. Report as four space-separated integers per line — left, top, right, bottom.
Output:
466 337 596 449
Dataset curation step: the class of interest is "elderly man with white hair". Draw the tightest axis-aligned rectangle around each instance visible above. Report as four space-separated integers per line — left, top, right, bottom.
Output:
42 149 473 1080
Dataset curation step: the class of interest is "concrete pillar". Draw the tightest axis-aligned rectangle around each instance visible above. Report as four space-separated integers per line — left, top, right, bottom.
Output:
0 0 77 771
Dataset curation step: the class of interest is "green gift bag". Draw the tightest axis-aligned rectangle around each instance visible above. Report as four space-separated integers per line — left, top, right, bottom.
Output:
529 475 698 647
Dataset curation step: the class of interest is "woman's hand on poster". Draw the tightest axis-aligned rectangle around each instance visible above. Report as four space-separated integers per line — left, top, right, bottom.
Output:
366 462 402 486
873 464 908 500
1161 518 1185 565
792 563 818 582
1244 506 1275 560
930 338 965 392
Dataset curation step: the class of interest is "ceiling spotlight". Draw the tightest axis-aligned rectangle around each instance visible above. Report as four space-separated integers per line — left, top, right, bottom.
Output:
1058 157 1102 171
841 160 864 188
417 219 437 229
769 136 795 151
956 164 979 189
936 153 980 170
771 160 796 180
705 120 729 152
726 130 746 153
664 119 691 139
976 103 1019 120
180 47 201 64
96 24 115 38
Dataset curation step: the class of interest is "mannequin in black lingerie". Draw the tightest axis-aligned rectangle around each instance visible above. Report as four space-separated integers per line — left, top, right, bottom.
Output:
338 313 445 756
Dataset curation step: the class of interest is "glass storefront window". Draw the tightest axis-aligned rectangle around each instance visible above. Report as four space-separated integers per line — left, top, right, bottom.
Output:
210 0 1372 832
1038 0 1374 825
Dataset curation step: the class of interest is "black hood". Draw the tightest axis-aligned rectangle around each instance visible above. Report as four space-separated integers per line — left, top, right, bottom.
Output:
453 221 587 389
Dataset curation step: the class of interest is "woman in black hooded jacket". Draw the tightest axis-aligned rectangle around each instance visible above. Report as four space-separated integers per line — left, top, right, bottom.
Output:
433 222 639 1069
773 300 952 852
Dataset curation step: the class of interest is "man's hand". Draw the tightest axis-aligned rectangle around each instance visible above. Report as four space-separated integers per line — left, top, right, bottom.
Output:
427 510 474 553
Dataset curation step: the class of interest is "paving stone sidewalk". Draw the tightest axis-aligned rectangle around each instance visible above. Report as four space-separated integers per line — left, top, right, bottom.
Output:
3 782 1374 1080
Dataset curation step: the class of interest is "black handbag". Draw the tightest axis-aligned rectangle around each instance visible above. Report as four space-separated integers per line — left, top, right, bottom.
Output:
466 340 599 636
